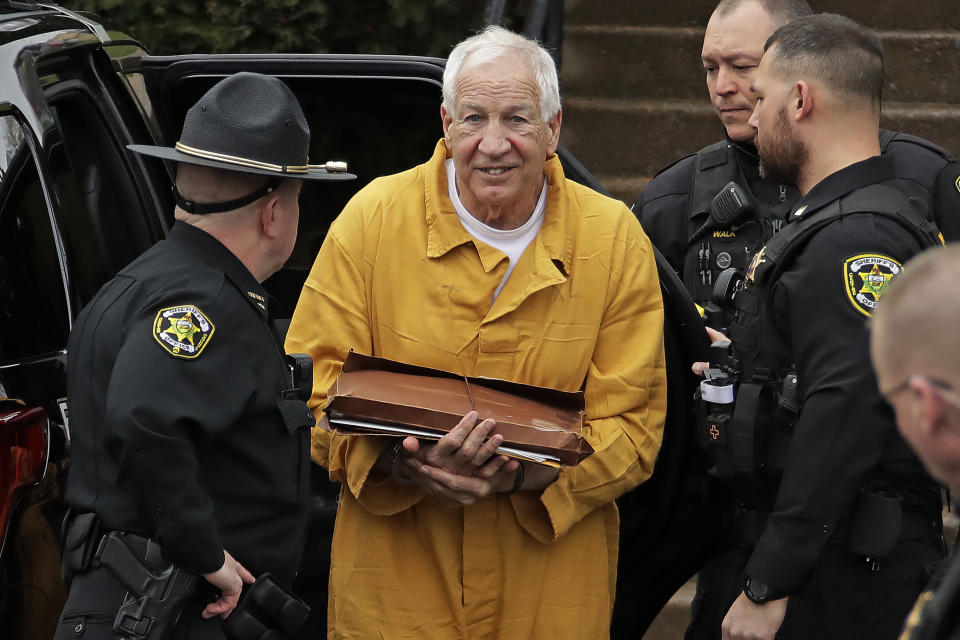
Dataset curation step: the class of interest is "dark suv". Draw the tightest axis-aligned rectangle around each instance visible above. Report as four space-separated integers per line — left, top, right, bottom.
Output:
0 4 709 639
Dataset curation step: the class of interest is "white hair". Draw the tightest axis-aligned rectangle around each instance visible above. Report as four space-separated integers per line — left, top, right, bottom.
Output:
442 25 561 122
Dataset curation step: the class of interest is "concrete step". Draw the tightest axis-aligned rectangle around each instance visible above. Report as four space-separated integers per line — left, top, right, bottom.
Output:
561 98 960 204
566 0 960 31
562 26 960 105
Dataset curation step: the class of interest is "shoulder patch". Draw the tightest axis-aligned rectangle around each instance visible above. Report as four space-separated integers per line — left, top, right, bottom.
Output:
153 305 215 359
843 254 902 317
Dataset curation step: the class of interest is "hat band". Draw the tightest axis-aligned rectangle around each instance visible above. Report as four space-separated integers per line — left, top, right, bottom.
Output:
175 142 312 174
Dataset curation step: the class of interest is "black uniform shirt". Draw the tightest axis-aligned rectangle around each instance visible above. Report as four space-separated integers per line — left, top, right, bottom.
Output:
634 140 794 275
635 134 960 280
884 136 960 242
65 221 314 583
739 155 941 592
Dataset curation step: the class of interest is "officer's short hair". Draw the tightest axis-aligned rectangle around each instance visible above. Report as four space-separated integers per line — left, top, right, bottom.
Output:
176 164 297 209
764 14 884 109
714 0 812 29
442 25 560 122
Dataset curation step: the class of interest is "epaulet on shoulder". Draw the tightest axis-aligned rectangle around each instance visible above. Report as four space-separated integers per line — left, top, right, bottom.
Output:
881 130 957 163
642 154 698 199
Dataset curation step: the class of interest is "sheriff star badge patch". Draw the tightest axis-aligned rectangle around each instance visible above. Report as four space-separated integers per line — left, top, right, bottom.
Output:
153 305 214 359
843 254 901 317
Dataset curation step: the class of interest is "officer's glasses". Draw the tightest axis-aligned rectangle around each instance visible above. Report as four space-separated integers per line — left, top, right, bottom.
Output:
881 375 960 408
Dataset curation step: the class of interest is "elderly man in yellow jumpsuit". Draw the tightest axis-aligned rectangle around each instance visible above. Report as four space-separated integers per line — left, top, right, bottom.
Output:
286 25 667 639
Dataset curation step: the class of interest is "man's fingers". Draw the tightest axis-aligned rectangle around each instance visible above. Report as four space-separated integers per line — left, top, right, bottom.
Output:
411 463 475 504
401 435 423 459
475 454 510 479
202 594 239 620
235 561 255 584
692 361 709 377
706 326 729 343
471 432 504 466
458 419 497 462
417 464 493 503
433 411 479 455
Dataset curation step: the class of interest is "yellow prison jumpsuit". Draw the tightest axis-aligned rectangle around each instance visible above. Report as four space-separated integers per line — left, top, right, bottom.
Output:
285 140 667 639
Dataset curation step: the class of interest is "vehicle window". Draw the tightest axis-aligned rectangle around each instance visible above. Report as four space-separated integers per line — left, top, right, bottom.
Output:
47 85 158 306
0 114 71 363
272 76 442 317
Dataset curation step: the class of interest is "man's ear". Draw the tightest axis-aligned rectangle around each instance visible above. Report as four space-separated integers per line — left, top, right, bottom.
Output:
913 377 947 437
545 108 562 158
441 105 453 142
794 81 813 121
259 195 283 240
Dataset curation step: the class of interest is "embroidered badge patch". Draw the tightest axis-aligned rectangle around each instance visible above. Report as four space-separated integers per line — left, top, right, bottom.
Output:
153 305 214 359
843 254 902 317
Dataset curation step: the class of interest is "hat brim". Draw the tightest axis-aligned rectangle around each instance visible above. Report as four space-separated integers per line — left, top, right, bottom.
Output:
127 144 357 182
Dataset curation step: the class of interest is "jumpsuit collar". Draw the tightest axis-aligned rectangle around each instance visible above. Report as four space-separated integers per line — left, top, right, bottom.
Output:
422 139 573 278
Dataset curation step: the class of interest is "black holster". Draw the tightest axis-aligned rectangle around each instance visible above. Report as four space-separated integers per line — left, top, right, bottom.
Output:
223 573 310 640
97 532 198 640
60 514 198 640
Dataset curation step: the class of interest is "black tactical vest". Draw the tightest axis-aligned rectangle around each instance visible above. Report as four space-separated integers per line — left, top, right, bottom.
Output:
729 181 941 375
681 141 800 326
708 182 943 480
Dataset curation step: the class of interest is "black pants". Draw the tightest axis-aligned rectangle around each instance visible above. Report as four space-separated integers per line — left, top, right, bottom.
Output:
55 567 221 640
685 536 944 640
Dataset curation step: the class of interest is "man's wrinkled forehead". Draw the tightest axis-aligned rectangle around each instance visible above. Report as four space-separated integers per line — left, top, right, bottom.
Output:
453 54 540 103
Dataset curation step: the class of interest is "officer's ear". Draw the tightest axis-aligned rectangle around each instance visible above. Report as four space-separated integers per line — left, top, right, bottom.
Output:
259 194 284 240
793 81 812 121
913 377 949 437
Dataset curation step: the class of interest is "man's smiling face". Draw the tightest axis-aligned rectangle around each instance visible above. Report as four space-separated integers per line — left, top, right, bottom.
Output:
441 52 560 227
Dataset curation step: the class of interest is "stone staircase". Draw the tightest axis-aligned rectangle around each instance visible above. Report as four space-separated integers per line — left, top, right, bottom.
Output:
560 0 960 204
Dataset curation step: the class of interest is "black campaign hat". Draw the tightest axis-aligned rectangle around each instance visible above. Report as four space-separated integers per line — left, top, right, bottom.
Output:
128 71 355 187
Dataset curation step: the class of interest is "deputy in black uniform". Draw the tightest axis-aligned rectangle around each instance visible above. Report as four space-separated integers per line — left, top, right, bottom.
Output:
55 72 355 639
697 15 945 640
871 247 960 640
634 0 960 331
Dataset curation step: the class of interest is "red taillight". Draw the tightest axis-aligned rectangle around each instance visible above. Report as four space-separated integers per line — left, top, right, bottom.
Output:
0 406 49 545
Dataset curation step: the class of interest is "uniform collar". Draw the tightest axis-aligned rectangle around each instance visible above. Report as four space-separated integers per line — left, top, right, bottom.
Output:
167 220 270 317
789 154 896 222
728 139 760 164
422 139 573 276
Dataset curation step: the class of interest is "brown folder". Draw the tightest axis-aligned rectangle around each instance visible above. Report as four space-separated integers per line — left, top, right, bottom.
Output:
324 352 592 466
